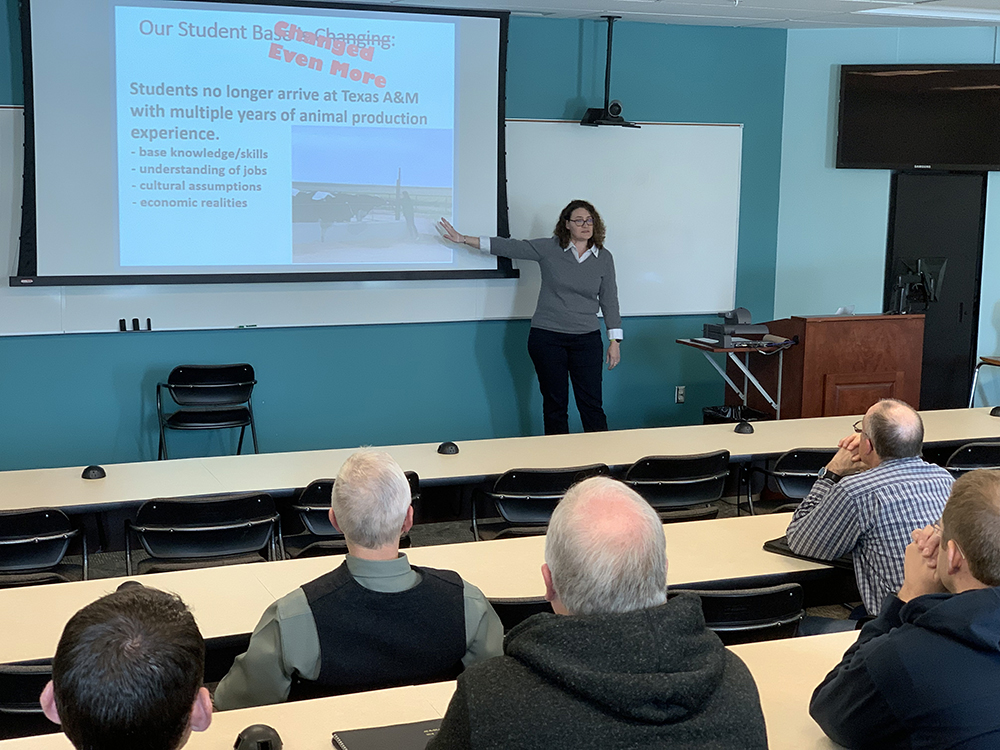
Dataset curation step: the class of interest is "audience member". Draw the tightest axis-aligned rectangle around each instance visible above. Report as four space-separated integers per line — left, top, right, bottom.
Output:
40 586 211 750
214 449 503 710
786 398 953 615
810 469 1000 748
427 476 767 749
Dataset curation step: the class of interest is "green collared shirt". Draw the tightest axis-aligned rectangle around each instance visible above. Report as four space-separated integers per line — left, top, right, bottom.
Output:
213 554 503 710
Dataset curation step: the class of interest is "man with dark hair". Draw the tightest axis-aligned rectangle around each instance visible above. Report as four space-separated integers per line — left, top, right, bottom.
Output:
428 477 766 749
810 469 1000 748
40 586 212 750
786 398 953 614
214 450 502 710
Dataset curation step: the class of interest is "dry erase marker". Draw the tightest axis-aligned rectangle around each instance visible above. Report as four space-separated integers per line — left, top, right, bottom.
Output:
238 324 257 329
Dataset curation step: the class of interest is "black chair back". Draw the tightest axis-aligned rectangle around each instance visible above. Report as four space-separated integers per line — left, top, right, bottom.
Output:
769 449 838 498
0 509 77 572
0 660 59 740
673 584 804 645
127 493 278 574
293 479 338 536
946 441 1000 477
165 364 256 407
0 661 51 714
489 464 611 525
489 597 554 632
625 451 730 509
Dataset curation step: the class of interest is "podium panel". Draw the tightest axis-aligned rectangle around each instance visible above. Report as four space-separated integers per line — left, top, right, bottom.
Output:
726 315 924 419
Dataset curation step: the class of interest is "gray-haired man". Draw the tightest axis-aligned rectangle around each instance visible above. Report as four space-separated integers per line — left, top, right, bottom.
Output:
214 450 503 710
428 477 767 750
786 398 953 616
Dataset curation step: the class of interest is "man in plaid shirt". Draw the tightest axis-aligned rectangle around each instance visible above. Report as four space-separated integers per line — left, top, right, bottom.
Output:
786 399 953 615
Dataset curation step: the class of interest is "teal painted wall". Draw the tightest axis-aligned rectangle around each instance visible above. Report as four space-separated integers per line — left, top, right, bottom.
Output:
0 10 786 470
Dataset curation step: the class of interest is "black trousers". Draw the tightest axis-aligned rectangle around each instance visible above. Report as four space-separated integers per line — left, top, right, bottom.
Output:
527 327 608 435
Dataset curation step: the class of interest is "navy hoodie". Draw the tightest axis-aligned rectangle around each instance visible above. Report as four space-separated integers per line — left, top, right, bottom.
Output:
810 587 1000 749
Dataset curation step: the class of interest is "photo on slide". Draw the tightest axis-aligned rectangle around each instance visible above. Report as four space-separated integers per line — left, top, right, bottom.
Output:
291 125 453 264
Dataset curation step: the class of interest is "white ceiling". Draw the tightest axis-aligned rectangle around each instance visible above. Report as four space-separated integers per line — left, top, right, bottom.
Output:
340 0 1000 28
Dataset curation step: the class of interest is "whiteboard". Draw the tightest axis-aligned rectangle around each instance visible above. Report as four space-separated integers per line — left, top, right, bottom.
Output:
505 120 741 317
0 111 741 334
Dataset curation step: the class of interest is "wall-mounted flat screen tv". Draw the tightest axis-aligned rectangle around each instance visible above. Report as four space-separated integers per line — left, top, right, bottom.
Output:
837 64 1000 171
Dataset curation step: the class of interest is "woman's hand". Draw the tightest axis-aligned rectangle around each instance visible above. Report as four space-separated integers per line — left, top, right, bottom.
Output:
438 218 466 244
606 340 620 370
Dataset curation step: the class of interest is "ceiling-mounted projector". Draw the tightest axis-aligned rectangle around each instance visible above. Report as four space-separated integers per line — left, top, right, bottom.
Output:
580 17 639 128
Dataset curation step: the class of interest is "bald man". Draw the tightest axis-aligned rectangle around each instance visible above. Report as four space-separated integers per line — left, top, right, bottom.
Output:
786 398 953 615
427 477 766 750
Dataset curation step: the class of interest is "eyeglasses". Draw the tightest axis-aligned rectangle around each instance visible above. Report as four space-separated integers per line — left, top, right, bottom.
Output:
853 419 864 434
569 218 594 227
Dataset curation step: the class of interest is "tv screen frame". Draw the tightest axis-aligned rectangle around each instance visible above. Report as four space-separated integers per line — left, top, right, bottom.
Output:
836 63 1000 173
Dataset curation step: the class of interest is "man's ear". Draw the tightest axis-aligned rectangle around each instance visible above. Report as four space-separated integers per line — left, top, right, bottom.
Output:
189 687 212 733
400 505 414 537
946 539 965 577
541 564 558 603
40 681 60 725
328 508 341 533
542 564 568 614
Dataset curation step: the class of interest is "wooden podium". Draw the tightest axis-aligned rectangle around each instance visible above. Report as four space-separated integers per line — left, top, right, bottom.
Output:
725 315 925 419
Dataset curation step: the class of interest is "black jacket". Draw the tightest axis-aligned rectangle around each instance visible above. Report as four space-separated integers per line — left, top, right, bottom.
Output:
810 587 1000 749
427 593 767 750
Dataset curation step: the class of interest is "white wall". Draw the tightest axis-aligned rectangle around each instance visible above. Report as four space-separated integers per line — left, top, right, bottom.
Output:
775 26 1000 402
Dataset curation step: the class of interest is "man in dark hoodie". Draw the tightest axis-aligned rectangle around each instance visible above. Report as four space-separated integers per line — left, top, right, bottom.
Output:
810 469 1000 749
427 476 767 750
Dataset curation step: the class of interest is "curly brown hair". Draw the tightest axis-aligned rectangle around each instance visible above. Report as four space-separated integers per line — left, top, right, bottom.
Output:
552 199 605 250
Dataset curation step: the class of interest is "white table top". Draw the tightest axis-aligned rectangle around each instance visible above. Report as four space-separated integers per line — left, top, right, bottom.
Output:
0 564 276 664
0 513 818 663
252 513 820 600
0 632 857 750
2 407 995 513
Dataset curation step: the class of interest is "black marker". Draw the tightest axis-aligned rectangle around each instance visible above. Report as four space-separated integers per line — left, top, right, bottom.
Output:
119 319 127 332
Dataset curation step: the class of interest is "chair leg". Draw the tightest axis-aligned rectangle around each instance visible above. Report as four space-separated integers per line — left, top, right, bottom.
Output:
472 495 481 541
970 362 985 408
81 534 88 581
237 426 246 455
124 521 134 576
270 517 285 561
158 424 168 460
742 465 757 516
250 416 259 454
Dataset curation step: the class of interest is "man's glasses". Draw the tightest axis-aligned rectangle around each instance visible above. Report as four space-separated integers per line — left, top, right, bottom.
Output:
853 419 864 434
569 218 594 227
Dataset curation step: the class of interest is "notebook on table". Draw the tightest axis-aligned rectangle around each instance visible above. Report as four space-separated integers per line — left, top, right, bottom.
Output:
332 719 441 750
763 535 854 571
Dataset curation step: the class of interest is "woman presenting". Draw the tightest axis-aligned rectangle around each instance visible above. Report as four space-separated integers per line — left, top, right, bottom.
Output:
439 200 621 435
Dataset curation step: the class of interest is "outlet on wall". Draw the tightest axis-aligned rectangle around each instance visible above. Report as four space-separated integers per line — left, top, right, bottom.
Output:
675 385 685 404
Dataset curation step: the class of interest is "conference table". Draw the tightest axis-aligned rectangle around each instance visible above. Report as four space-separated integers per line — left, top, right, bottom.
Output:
0 630 857 750
0 513 825 664
1 407 997 513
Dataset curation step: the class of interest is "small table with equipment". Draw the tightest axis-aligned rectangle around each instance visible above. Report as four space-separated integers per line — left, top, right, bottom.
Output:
677 337 793 420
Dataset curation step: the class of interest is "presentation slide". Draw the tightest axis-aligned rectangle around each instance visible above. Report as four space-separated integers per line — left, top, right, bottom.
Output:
23 0 503 280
